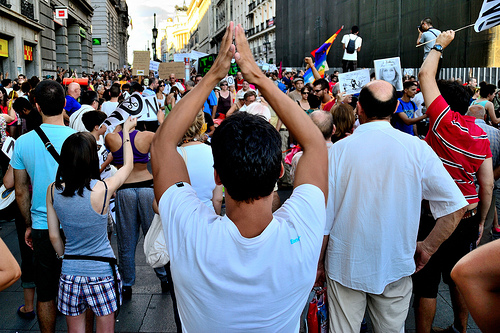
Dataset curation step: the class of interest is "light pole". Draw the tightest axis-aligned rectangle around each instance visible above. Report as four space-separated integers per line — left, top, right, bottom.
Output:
152 13 158 61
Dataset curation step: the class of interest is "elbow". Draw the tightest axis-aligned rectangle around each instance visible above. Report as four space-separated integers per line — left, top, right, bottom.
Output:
418 70 431 81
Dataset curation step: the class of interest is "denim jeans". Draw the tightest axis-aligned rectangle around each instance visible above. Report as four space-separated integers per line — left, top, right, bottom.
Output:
115 184 167 286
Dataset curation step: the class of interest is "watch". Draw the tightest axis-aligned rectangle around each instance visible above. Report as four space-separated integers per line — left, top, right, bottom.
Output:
432 44 444 53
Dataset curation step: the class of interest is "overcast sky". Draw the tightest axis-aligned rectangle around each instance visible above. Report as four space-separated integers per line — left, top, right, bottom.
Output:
126 0 191 63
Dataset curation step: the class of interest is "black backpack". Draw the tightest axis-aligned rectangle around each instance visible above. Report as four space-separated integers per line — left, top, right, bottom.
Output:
346 36 358 54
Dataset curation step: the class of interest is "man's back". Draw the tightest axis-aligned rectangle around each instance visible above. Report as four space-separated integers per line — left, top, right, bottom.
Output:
10 124 75 228
326 121 464 293
159 182 325 332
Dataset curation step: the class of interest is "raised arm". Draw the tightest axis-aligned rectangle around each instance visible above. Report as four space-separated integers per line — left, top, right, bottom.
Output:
151 23 235 202
104 116 135 193
305 57 322 81
419 30 455 108
234 24 328 198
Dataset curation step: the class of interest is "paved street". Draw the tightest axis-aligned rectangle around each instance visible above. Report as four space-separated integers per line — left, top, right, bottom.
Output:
0 189 481 332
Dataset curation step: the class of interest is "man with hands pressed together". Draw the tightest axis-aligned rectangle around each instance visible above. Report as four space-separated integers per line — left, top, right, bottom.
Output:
151 22 328 332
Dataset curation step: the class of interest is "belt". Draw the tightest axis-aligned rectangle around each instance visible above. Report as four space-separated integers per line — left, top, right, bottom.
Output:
462 207 478 220
279 128 288 132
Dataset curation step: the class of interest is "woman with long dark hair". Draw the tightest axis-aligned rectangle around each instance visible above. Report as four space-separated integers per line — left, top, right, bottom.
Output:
47 117 135 332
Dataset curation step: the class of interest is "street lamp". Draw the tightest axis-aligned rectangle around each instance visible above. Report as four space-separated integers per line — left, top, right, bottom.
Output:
263 32 270 63
152 13 158 61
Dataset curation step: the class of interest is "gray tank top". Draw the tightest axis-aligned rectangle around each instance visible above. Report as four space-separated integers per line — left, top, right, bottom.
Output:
53 179 114 277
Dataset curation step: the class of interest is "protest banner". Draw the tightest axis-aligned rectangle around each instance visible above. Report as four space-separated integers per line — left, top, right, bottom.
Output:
158 62 185 80
133 51 150 76
338 69 370 95
102 93 159 128
1 137 15 160
198 54 240 76
475 0 500 32
149 60 160 71
374 57 403 91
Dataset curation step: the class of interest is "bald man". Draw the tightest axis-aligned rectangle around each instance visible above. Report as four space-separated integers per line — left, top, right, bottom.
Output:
320 80 467 332
64 82 82 121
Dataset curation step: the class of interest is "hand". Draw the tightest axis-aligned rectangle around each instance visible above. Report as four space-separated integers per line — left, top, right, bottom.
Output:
122 116 137 132
314 263 326 287
304 57 314 66
209 23 235 81
435 30 455 49
25 227 33 250
477 223 484 246
414 241 433 273
234 24 265 84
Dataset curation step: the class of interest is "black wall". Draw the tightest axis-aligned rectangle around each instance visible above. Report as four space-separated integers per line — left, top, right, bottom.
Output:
276 0 491 69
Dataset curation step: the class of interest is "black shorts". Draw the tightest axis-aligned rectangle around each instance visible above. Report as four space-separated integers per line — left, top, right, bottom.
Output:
32 229 63 302
412 211 479 299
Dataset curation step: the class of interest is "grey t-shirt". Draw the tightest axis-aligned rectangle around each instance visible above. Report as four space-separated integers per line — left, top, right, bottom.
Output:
420 28 441 60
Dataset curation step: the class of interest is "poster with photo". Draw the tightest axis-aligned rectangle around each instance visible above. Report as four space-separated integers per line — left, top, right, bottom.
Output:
338 69 371 95
374 57 403 91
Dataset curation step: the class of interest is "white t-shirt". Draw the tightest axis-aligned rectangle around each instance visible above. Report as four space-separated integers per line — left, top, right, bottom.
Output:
236 88 255 101
176 144 216 210
325 121 467 294
69 104 95 132
342 34 362 61
159 183 325 332
98 144 112 180
412 92 425 117
101 101 119 117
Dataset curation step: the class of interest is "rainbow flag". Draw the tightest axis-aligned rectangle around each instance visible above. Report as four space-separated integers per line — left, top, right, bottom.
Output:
303 26 343 83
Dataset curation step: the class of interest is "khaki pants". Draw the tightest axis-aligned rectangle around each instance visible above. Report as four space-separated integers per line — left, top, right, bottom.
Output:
327 276 412 333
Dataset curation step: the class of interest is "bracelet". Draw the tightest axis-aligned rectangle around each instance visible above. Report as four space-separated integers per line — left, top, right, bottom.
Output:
123 139 130 143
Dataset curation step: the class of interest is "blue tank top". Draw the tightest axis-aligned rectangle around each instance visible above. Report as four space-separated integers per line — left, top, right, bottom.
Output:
111 130 150 165
53 179 114 277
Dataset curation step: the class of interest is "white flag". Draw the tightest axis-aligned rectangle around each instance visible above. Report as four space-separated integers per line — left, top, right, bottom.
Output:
475 0 500 32
102 92 159 128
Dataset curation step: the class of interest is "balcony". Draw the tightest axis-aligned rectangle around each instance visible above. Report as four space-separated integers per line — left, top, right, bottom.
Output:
21 0 34 20
0 0 11 8
248 1 255 11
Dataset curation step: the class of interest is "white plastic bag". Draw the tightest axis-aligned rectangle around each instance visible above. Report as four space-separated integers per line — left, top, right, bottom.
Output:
144 214 169 268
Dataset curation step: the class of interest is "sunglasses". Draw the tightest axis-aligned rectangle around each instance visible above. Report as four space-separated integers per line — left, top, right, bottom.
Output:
220 83 228 86
313 89 323 93
302 92 309 94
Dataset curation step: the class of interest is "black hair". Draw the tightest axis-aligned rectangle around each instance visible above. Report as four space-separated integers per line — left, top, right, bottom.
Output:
351 25 359 34
211 112 282 202
149 77 157 87
20 81 31 94
243 90 257 101
422 17 432 25
479 81 496 98
82 110 107 132
0 87 7 107
437 80 472 115
34 80 65 116
358 84 398 119
1 79 11 87
28 76 40 89
403 81 417 90
12 97 32 114
55 132 100 197
80 90 98 105
313 78 329 91
122 83 131 91
109 83 121 97
308 90 322 109
129 82 143 93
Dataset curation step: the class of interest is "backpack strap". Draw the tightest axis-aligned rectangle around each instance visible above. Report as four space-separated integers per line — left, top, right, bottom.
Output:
410 101 417 112
34 127 60 164
428 29 438 37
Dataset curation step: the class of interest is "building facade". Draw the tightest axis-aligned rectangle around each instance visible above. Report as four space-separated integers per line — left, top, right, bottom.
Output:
245 0 275 64
0 0 94 79
91 0 129 71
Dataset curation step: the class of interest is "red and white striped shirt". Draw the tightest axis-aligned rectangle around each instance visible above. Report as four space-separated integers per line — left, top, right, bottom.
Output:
425 95 492 204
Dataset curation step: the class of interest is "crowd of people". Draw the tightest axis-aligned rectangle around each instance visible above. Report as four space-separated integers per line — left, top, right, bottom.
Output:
1 20 500 333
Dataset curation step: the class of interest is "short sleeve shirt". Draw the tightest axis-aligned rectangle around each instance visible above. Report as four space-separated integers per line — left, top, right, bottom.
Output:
420 28 441 60
425 95 492 203
159 183 325 331
10 124 76 229
342 34 362 61
203 90 218 116
393 99 417 135
64 96 81 116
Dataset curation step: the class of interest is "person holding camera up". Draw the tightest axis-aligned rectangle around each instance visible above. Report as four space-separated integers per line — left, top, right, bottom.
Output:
341 25 362 73
417 18 442 79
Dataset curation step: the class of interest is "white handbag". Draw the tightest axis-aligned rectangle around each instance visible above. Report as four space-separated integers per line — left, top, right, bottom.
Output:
144 147 187 268
144 213 169 268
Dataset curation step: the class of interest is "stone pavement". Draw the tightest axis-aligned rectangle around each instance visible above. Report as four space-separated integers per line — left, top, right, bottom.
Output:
0 189 481 332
